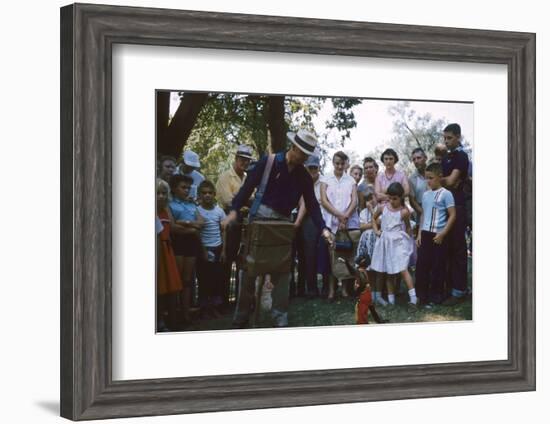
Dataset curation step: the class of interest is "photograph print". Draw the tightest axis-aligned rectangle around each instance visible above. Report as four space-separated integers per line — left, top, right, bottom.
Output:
155 90 473 332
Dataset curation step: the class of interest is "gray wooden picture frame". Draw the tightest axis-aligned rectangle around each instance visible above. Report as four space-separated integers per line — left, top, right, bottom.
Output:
60 3 536 421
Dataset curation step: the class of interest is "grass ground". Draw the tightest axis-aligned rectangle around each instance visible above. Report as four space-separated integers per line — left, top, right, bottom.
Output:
178 257 472 332
183 290 472 332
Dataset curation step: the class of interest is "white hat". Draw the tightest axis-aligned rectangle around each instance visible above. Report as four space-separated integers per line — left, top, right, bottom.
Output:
286 130 317 155
182 150 200 168
236 145 254 160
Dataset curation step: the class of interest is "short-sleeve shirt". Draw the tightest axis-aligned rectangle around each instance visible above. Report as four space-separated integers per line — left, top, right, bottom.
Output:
358 181 375 196
197 205 226 247
420 188 455 233
313 178 322 203
359 207 373 225
409 172 428 205
175 168 205 201
375 170 408 204
442 146 469 206
321 173 360 232
169 198 198 222
216 166 245 211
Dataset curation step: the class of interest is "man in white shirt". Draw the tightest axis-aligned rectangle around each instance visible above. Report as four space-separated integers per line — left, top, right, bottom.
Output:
408 147 429 222
215 145 254 309
216 145 254 212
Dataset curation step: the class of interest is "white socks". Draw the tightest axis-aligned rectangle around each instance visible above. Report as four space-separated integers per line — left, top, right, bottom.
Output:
372 289 418 306
408 288 418 305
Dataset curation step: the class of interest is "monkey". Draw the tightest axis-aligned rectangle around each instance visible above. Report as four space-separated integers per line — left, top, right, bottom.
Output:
337 257 388 324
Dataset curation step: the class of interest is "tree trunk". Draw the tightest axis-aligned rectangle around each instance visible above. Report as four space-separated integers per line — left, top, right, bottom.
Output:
156 91 170 154
267 95 286 153
157 92 209 157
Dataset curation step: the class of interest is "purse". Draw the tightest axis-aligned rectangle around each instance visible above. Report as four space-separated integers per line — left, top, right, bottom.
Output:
331 229 362 280
334 230 354 251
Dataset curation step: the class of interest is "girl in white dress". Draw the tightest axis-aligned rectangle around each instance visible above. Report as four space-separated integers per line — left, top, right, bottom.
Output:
371 182 418 308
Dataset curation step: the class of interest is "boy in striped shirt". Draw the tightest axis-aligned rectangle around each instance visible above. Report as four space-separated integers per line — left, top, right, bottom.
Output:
415 163 456 306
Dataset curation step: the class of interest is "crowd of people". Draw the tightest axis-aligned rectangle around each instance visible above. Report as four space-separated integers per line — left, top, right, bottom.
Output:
156 123 472 331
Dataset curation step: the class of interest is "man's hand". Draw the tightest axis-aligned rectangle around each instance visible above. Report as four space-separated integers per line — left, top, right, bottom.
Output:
433 232 446 245
221 210 238 230
449 178 462 190
416 235 422 247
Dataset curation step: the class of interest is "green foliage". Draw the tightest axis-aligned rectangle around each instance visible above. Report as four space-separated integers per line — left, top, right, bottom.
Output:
286 96 325 132
326 97 363 143
375 101 472 174
180 93 361 178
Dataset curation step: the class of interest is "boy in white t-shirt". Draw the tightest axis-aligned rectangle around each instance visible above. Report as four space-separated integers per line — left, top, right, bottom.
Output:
415 162 456 306
196 180 227 318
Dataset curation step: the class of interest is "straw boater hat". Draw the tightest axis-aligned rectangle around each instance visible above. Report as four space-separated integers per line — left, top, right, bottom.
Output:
235 144 254 160
286 129 317 155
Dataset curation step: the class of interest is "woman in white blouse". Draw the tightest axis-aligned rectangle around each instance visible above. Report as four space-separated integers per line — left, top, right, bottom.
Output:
320 151 359 300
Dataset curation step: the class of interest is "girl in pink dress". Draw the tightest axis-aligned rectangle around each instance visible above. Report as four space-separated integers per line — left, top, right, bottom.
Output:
370 182 418 310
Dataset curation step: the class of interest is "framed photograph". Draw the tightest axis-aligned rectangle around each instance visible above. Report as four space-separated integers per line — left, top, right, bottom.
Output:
60 3 535 420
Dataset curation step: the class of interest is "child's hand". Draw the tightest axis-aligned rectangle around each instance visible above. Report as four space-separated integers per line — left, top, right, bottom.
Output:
433 232 445 245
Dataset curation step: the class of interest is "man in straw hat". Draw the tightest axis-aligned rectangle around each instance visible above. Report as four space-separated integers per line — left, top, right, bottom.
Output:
216 145 255 309
223 130 334 328
216 145 254 212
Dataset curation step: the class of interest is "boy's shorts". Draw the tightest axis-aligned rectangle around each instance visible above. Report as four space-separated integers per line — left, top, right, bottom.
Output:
172 232 202 257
